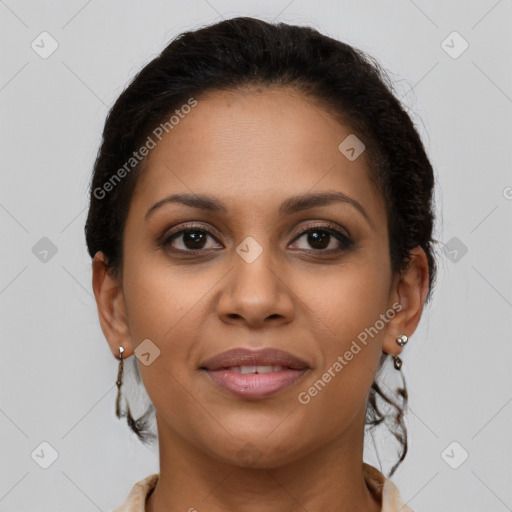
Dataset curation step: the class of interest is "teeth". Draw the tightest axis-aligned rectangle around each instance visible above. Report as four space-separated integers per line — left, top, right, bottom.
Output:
229 365 285 374
256 365 278 373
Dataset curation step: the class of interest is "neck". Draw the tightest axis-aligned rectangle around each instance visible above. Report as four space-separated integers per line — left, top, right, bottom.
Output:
146 412 381 512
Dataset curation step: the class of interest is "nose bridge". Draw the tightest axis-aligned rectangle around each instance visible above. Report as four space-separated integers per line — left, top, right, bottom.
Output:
233 233 280 298
217 231 294 325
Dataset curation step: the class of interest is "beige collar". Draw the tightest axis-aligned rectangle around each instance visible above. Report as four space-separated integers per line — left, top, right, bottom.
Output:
113 463 414 512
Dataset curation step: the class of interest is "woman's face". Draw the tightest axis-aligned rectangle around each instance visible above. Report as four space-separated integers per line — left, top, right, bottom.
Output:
100 86 419 467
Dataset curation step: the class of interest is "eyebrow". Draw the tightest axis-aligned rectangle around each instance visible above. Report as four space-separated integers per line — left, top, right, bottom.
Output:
145 191 373 228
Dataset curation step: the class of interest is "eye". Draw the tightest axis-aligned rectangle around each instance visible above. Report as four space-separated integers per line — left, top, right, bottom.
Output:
158 222 353 255
159 224 222 253
289 224 353 253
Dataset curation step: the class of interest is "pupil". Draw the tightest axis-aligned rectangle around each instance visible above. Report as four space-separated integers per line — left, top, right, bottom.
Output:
184 231 206 249
308 231 329 249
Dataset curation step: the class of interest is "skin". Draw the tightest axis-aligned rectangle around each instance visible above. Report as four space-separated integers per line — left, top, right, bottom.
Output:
92 86 429 512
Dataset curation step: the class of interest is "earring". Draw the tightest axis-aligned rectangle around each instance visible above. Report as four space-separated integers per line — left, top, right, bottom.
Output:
115 346 125 418
393 334 408 370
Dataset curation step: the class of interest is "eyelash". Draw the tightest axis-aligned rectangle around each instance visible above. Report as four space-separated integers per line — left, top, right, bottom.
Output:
158 222 353 256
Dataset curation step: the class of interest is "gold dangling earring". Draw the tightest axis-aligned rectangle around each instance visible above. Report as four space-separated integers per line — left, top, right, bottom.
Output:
115 346 125 418
393 334 408 370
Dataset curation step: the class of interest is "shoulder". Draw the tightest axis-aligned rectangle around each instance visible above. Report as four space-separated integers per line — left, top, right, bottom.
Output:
363 463 415 512
111 474 159 512
113 467 415 512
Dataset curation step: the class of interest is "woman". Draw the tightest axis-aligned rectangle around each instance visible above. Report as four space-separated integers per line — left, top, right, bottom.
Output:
85 16 437 512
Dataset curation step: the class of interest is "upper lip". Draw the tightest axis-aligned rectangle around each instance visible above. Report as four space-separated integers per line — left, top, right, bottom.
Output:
200 348 310 370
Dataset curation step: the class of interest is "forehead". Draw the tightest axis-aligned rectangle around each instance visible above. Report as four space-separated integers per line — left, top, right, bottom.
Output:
130 86 387 227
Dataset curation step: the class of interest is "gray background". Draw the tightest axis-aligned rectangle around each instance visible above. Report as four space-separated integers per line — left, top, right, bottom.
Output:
1 1 511 511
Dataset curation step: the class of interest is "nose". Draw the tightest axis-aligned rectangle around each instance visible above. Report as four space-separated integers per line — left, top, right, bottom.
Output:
216 241 295 329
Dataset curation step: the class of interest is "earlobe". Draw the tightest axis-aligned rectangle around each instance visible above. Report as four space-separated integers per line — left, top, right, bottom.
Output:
91 251 133 359
383 246 430 357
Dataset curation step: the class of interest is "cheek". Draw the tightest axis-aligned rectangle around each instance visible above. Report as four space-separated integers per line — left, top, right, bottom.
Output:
121 259 223 401
292 270 387 442
302 256 390 343
121 263 212 417
296 258 389 396
122 255 212 341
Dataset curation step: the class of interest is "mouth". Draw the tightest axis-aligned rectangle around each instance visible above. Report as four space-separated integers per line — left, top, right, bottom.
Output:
199 347 310 400
200 347 310 371
220 365 292 373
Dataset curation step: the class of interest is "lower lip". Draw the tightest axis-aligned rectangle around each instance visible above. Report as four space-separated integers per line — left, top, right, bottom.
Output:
203 368 308 400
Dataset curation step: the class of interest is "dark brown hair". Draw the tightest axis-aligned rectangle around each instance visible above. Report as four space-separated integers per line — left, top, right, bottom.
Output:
85 16 438 478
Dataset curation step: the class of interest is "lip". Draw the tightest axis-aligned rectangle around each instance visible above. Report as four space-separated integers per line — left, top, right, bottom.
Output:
199 347 310 371
203 367 309 400
199 347 311 400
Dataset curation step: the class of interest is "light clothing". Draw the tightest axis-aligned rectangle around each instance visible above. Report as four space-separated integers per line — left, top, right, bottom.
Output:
112 462 414 512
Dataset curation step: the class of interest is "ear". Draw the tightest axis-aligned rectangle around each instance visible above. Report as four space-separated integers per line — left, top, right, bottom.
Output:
91 251 133 360
382 246 430 357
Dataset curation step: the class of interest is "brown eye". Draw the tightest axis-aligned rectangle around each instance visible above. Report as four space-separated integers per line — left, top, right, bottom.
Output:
161 226 222 253
304 230 330 250
178 230 209 250
158 222 352 256
290 226 353 253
